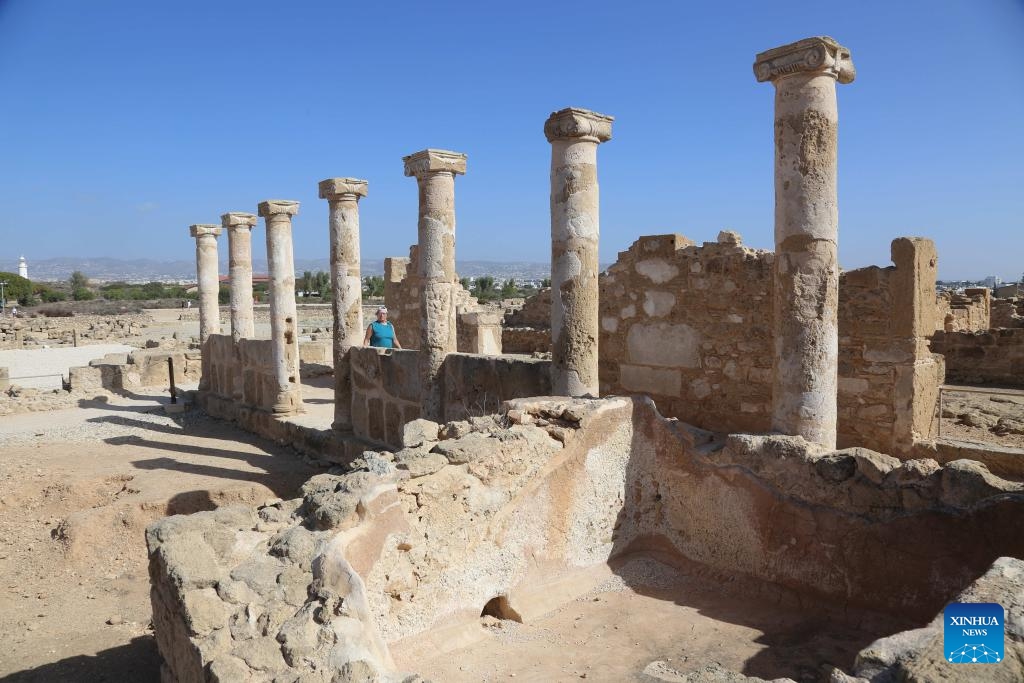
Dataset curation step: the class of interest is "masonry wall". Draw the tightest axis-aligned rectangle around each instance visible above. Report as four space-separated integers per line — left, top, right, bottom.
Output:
502 288 551 354
837 238 945 454
936 289 990 333
991 298 1024 329
442 353 551 422
598 233 942 455
599 233 775 433
0 313 151 348
202 334 278 412
349 347 422 448
930 328 1024 387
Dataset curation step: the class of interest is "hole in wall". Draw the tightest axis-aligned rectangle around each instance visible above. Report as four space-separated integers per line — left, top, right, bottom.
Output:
480 595 522 623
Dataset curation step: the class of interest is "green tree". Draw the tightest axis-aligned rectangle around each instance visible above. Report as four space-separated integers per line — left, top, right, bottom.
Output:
69 271 89 289
363 276 385 297
314 271 330 297
72 286 94 301
0 272 33 306
459 277 471 291
501 279 518 297
541 278 551 288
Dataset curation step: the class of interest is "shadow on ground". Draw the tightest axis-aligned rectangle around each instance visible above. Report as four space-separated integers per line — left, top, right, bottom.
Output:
0 635 160 683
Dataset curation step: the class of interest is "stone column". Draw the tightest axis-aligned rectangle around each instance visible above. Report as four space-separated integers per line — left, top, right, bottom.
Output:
189 224 222 344
544 107 613 397
754 36 855 450
257 200 302 415
403 149 466 421
221 212 258 341
318 178 368 430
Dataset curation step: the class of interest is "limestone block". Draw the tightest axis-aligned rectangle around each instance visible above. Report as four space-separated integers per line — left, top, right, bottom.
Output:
626 322 701 368
620 364 682 397
642 291 676 317
402 419 440 449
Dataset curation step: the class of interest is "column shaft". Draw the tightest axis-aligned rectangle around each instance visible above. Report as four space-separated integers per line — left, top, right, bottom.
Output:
259 201 302 415
545 108 613 398
320 178 368 431
190 225 222 344
755 36 855 450
403 149 466 423
223 213 257 341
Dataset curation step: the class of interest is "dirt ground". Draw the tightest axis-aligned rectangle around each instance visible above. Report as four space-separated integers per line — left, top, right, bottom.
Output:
939 386 1024 450
0 396 319 682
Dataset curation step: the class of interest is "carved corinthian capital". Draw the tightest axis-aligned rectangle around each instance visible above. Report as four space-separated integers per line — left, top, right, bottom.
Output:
753 36 855 84
402 149 467 178
544 107 614 143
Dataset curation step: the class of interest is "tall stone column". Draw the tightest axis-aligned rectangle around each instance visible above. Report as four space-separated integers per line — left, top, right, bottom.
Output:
257 200 302 415
221 212 258 341
544 107 613 397
403 149 466 421
318 178 368 430
754 36 855 450
189 224 222 344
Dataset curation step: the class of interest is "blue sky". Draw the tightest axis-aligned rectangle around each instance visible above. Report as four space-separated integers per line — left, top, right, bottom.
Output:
1 0 1022 280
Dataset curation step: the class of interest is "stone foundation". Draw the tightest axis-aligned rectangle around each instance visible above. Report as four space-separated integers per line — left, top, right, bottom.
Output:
148 395 1024 682
930 328 1024 387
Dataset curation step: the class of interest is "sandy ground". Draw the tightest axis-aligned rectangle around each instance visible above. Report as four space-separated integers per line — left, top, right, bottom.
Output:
395 556 909 683
0 394 319 682
939 385 1024 450
0 344 136 390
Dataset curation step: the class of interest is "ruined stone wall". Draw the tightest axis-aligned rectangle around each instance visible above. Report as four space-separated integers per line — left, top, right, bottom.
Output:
201 334 279 412
599 234 942 454
349 347 422 448
930 328 1024 387
501 288 551 354
936 289 990 333
0 313 151 348
992 298 1024 328
598 233 775 433
441 353 551 422
837 238 944 454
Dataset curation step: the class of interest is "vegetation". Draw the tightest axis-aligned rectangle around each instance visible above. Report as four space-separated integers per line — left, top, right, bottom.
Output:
99 280 194 301
0 272 32 306
363 276 385 298
297 270 330 298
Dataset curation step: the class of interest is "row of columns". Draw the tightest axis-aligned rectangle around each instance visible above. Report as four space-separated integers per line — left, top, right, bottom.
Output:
188 35 852 449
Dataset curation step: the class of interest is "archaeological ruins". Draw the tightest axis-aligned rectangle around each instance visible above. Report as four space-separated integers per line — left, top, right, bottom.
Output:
2 35 1022 683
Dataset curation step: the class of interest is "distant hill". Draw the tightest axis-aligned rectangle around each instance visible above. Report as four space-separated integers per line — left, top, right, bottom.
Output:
22 257 554 283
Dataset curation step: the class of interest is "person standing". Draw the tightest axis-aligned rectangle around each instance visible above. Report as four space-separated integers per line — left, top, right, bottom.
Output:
363 306 402 349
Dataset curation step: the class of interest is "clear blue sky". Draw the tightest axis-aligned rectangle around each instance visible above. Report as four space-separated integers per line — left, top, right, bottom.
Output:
1 0 1022 280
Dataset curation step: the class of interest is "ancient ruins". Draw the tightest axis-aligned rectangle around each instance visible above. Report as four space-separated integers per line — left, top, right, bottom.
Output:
1 35 1021 683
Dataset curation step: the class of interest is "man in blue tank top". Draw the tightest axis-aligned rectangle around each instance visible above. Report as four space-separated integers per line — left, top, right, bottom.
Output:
363 306 403 349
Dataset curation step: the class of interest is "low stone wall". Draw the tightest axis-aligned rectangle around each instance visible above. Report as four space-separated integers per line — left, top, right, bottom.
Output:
442 353 551 422
349 347 422 448
0 313 151 348
502 327 549 354
66 347 202 395
202 335 279 412
930 328 1024 387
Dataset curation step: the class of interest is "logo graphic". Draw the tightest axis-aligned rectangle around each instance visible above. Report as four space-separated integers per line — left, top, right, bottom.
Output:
944 602 1004 664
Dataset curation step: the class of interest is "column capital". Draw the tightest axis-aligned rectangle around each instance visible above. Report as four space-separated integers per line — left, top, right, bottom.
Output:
754 36 855 85
189 224 222 238
221 212 258 230
258 200 300 218
318 178 369 201
544 107 614 144
403 149 467 178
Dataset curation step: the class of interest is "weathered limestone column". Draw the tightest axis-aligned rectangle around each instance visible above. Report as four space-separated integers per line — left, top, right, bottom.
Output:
754 36 855 450
257 200 302 415
403 149 466 421
221 212 258 341
189 224 222 344
318 178 368 430
544 107 613 397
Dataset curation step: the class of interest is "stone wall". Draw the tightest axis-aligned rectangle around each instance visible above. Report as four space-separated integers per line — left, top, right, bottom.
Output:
349 347 422 448
598 232 775 433
598 233 941 455
992 297 1024 329
201 334 280 413
837 238 944 454
501 288 551 354
930 328 1024 387
936 289 990 333
0 313 151 348
442 353 551 422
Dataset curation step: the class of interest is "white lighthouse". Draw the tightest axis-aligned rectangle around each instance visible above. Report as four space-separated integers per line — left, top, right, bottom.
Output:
18 256 28 279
